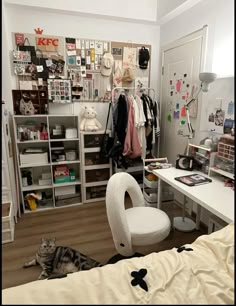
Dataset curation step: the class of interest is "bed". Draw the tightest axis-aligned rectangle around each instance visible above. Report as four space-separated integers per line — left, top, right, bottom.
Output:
2 223 234 304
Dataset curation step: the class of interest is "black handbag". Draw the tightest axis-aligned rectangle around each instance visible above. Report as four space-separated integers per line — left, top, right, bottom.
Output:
100 103 114 157
19 38 36 58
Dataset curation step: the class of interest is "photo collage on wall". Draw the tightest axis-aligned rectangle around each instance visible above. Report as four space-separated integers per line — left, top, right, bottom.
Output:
11 32 151 114
47 79 72 103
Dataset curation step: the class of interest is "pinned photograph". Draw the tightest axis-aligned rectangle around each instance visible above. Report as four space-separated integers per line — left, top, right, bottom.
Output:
112 47 122 56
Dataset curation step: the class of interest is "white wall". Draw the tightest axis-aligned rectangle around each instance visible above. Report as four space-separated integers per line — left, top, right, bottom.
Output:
3 4 160 128
5 0 157 23
160 0 234 77
159 0 234 226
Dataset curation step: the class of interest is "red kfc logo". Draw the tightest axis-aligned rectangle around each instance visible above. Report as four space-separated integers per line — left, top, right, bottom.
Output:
36 37 59 46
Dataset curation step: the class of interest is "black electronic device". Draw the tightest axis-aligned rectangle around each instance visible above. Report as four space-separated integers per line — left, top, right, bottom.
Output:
176 154 194 171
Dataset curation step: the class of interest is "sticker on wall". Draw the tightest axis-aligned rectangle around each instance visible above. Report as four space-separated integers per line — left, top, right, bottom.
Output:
176 80 182 92
184 73 187 77
170 80 173 85
208 112 215 122
104 42 108 52
180 120 186 125
67 56 76 66
76 39 81 49
85 40 89 49
15 33 25 46
176 103 179 109
65 38 76 50
81 40 85 49
95 41 103 55
170 91 173 96
227 101 234 115
215 109 225 126
180 106 186 117
167 114 172 122
173 110 179 119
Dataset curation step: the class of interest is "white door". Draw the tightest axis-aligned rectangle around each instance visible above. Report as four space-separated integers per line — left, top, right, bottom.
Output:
160 26 207 164
2 104 19 220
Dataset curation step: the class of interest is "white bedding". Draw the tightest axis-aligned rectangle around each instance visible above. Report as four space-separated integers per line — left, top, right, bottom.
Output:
2 223 234 304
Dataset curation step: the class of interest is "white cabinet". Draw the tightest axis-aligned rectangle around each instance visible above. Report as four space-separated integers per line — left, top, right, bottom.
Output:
13 114 82 213
80 131 112 203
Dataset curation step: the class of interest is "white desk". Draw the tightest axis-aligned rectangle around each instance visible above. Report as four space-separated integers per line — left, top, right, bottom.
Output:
152 167 234 226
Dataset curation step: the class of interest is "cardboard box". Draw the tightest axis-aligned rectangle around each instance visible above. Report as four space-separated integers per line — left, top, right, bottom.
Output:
38 178 52 186
42 172 51 179
55 185 76 196
20 152 48 165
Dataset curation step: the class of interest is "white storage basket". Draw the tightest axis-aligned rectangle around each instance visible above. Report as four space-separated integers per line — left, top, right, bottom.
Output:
143 188 157 203
144 176 158 188
2 202 15 244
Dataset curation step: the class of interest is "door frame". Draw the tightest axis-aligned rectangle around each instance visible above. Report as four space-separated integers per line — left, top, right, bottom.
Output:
159 25 208 151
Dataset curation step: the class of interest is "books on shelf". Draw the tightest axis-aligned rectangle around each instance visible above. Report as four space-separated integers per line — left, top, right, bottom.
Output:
175 173 212 186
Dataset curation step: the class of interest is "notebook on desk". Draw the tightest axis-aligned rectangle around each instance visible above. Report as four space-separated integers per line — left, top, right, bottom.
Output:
174 173 212 186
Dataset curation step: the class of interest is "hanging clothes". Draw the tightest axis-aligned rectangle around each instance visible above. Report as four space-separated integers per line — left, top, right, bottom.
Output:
114 93 128 146
123 96 142 159
132 94 146 159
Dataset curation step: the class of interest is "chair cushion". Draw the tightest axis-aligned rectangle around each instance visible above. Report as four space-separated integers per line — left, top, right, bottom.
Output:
125 207 171 246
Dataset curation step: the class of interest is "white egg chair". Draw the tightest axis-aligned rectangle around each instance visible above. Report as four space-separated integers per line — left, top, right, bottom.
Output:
106 172 171 256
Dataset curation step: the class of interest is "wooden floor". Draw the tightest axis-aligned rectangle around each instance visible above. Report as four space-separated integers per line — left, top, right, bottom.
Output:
2 199 207 289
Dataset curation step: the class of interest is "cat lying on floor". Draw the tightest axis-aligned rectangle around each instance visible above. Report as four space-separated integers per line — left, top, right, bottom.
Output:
23 238 103 280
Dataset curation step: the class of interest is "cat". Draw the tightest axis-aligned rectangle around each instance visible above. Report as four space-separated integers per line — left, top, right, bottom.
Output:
23 238 103 280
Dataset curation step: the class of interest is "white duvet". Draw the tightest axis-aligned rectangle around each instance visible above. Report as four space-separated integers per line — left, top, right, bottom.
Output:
2 223 234 304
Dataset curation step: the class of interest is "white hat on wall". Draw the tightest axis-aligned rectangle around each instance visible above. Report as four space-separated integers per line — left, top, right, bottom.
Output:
101 52 114 77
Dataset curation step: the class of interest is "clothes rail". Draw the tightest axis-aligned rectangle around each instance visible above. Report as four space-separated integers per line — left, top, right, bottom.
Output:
111 86 156 104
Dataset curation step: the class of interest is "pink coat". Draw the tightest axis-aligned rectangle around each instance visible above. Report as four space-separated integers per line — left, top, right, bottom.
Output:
123 96 142 158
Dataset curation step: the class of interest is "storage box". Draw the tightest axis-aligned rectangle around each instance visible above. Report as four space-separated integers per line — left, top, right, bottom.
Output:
42 172 51 180
20 152 48 165
38 178 52 186
54 176 71 184
2 202 15 244
144 188 157 203
55 185 76 196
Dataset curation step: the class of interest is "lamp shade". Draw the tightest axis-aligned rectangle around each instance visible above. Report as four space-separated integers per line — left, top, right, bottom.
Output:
199 72 217 92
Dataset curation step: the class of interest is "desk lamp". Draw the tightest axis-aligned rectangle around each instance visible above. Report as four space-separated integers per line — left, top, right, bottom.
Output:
174 72 217 232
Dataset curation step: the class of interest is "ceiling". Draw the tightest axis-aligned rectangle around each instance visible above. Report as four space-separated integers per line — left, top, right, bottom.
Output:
4 0 204 26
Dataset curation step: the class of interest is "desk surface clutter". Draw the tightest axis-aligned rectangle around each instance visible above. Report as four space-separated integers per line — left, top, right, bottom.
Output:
152 167 234 224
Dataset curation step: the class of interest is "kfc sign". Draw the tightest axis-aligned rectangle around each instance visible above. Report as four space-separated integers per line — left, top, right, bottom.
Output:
36 36 59 51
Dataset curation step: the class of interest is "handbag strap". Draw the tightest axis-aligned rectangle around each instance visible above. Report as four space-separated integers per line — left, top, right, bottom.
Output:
24 38 31 46
104 102 111 133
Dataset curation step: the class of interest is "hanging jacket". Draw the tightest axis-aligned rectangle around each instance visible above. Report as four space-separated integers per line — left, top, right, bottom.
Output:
115 94 128 146
123 96 142 159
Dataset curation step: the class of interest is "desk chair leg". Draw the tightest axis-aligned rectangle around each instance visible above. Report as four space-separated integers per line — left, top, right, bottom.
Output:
173 195 196 232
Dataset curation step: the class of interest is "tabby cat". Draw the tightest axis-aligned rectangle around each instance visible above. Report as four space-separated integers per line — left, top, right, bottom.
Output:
23 238 103 280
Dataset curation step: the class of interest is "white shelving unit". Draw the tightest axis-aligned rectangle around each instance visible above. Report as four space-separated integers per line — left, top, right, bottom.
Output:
13 114 82 213
143 158 169 208
209 167 234 180
80 130 112 203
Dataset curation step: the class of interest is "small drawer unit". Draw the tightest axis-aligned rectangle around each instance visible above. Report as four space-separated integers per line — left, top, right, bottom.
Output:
86 185 107 202
81 130 112 203
84 133 104 148
2 202 15 244
85 168 110 183
85 152 109 166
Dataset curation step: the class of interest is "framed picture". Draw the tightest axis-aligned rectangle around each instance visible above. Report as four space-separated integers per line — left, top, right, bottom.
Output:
47 79 72 103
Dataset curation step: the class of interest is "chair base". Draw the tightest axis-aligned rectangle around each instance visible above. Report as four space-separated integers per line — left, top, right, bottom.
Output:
106 252 144 265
